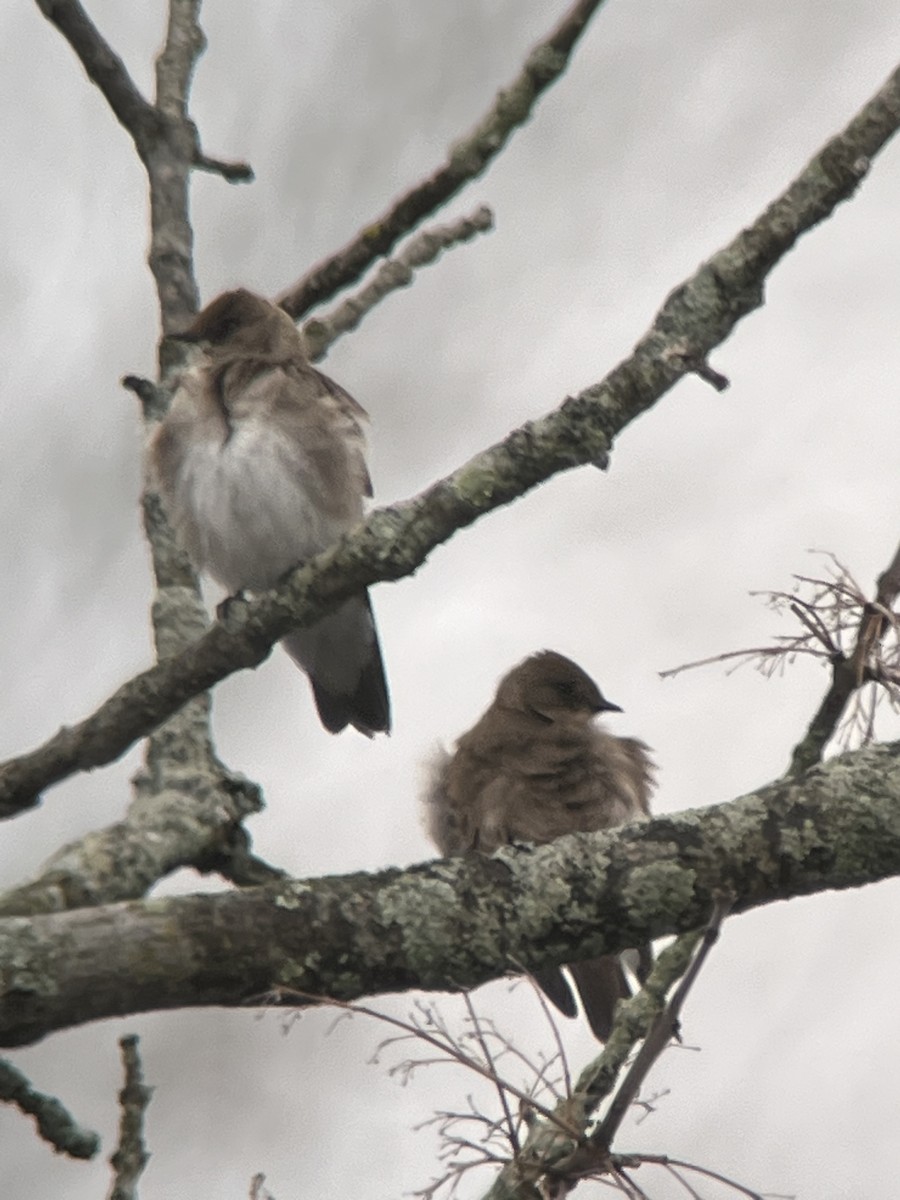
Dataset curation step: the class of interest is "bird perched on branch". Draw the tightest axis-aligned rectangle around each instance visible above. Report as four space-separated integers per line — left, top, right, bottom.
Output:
423 649 654 1040
149 288 390 736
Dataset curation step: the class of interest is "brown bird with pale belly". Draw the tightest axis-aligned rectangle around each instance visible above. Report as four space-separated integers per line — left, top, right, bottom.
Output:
424 650 654 1040
149 289 390 736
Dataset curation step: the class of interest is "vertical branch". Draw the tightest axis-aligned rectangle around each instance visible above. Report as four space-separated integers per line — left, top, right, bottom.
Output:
108 1035 152 1200
149 0 204 334
139 1 215 787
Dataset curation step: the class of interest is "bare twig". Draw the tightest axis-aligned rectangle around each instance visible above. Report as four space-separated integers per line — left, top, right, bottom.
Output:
659 643 827 680
302 206 494 360
284 992 577 1140
108 1035 152 1200
788 547 900 774
593 898 731 1151
510 961 573 1100
876 539 900 604
461 992 520 1154
483 934 704 1200
194 151 254 181
249 1173 276 1200
278 0 608 318
662 544 900 775
636 1155 778 1199
6 57 900 815
0 1057 99 1159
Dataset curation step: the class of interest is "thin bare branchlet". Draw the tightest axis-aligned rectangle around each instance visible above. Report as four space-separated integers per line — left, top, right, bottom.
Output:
277 0 610 318
661 547 900 772
613 1165 653 1199
301 206 495 362
280 991 576 1138
462 992 519 1153
108 1035 152 1200
593 898 732 1152
0 1057 99 1159
631 1088 671 1125
509 961 574 1100
273 909 733 1200
637 1154 787 1199
249 1172 276 1200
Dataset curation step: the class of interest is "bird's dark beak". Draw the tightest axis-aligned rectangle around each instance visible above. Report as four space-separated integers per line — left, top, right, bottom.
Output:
596 698 623 714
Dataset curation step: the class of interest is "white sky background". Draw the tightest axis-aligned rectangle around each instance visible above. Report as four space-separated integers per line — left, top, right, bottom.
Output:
2 1 900 1197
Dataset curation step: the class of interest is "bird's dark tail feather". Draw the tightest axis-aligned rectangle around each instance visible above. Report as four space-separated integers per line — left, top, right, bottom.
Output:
312 644 390 737
568 957 632 1042
536 956 633 1042
282 592 391 736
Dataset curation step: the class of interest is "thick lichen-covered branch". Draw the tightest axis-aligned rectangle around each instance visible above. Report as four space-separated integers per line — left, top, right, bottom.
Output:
3 57 900 817
1 740 899 1048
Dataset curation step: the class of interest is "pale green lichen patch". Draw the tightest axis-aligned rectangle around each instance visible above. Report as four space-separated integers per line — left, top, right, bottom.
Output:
273 882 312 910
452 461 503 506
777 818 825 861
375 875 464 977
622 861 696 920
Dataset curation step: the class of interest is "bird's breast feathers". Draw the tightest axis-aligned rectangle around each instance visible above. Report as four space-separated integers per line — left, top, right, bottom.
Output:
154 361 369 591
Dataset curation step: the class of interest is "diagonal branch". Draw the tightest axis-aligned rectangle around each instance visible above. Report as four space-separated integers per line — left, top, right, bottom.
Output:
34 0 158 146
0 1056 99 1158
277 0 609 318
302 206 495 361
3 57 900 817
788 540 900 775
482 932 704 1199
2 737 900 1047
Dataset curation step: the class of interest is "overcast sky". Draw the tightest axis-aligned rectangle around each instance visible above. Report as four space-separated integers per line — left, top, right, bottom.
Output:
3 2 900 1197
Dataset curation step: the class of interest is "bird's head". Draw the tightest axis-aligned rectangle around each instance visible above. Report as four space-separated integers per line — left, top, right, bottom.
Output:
173 289 301 359
495 650 622 723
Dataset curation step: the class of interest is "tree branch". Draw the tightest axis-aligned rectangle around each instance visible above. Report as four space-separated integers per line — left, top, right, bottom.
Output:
0 1056 99 1158
2 739 900 1047
38 2 266 919
0 769 270 918
108 1035 152 1200
302 206 494 361
277 0 609 318
482 932 704 1199
34 0 157 145
789 542 900 775
3 57 900 816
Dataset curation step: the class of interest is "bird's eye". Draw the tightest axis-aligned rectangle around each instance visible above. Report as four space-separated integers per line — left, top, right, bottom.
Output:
210 316 239 340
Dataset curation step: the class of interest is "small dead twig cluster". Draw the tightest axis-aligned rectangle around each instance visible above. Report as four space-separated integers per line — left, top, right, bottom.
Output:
661 546 900 766
278 901 772 1199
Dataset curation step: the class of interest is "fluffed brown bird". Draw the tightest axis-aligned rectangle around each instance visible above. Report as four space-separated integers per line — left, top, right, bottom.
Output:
149 288 390 736
424 649 654 1040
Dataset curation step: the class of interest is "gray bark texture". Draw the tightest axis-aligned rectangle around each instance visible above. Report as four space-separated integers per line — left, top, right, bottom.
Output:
2 739 898 1048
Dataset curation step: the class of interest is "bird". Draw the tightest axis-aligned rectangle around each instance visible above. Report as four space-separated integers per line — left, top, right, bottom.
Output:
423 649 654 1040
149 288 390 736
